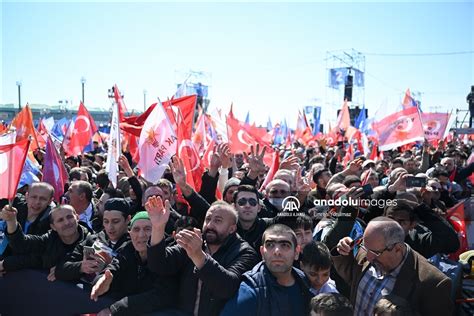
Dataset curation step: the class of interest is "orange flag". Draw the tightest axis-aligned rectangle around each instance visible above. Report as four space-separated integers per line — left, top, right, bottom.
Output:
10 104 39 150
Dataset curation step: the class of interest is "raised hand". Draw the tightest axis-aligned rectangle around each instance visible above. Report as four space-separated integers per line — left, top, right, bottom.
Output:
345 158 363 175
209 143 222 177
279 154 300 171
244 144 267 179
90 269 113 302
388 172 408 193
295 167 311 193
219 143 232 169
118 154 134 177
145 196 170 229
170 156 187 187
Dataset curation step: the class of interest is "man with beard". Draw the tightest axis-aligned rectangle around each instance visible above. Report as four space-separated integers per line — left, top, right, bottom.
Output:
220 224 313 316
334 217 453 315
146 197 258 316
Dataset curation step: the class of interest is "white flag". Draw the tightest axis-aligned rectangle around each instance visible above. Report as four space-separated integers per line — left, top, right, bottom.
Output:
138 101 177 183
106 102 121 188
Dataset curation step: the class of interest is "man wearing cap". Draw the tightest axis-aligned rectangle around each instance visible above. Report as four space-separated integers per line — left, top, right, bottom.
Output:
146 197 258 316
91 211 179 315
55 198 131 283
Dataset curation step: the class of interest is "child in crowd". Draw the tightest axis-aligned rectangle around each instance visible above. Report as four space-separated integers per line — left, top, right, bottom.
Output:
300 241 339 295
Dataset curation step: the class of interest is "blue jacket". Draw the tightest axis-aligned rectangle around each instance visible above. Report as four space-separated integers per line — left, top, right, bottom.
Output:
220 261 313 316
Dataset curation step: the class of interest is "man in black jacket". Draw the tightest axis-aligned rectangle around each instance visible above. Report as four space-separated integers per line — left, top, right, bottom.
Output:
55 198 131 283
146 196 259 316
1 182 55 259
234 185 273 254
91 211 178 316
0 204 90 278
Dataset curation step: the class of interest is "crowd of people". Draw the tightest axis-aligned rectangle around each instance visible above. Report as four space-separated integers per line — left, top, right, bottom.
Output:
0 134 472 315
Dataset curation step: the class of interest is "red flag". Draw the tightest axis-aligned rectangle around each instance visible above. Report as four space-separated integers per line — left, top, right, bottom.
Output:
369 143 378 161
120 95 197 138
113 84 129 122
421 112 450 141
402 88 416 110
259 150 280 191
10 104 39 150
42 136 68 202
0 139 30 199
63 102 98 156
226 114 271 153
446 201 469 260
176 110 203 192
343 143 354 166
372 107 424 151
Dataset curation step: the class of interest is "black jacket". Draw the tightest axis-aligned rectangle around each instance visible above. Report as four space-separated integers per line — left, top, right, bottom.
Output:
55 230 130 282
407 203 460 258
99 242 179 316
16 205 52 236
3 224 90 271
237 217 273 254
147 233 259 316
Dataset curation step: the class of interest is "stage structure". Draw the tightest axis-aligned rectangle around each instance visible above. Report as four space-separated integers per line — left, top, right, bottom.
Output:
175 69 212 114
325 49 366 125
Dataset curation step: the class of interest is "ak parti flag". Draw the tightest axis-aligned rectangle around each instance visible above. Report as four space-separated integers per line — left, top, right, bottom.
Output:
106 102 121 188
63 102 98 156
0 138 31 199
10 104 39 150
372 107 424 151
138 101 177 183
120 95 197 138
43 136 68 202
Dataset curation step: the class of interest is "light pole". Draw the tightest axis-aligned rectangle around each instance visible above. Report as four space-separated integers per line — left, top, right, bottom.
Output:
143 89 147 112
16 81 22 112
81 77 86 104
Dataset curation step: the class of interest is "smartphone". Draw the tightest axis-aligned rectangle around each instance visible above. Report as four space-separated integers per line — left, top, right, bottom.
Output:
405 176 427 188
83 246 95 259
361 184 373 198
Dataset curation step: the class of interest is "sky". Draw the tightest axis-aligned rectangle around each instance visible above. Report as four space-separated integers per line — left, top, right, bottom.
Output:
2 0 473 129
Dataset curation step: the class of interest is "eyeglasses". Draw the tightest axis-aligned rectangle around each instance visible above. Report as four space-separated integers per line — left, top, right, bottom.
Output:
264 240 294 250
237 198 258 207
360 241 397 257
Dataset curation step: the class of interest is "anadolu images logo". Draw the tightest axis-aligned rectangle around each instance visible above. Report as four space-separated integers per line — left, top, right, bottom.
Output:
282 196 301 213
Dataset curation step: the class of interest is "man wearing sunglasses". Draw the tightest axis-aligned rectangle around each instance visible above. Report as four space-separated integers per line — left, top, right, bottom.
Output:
233 185 273 254
333 217 452 316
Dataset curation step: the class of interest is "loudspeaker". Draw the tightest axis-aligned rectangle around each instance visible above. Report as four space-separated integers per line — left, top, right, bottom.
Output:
344 75 353 102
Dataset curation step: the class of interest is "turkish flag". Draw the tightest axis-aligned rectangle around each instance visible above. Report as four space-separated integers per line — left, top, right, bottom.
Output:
121 95 197 138
10 104 39 150
372 107 424 151
42 136 68 202
0 139 31 199
113 84 129 122
176 110 203 192
226 115 271 153
63 102 98 156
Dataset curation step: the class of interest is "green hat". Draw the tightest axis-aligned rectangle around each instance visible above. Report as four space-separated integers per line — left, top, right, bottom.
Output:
130 211 150 227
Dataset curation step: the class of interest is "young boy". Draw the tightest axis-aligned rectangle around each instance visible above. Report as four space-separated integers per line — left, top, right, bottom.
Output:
300 241 339 295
